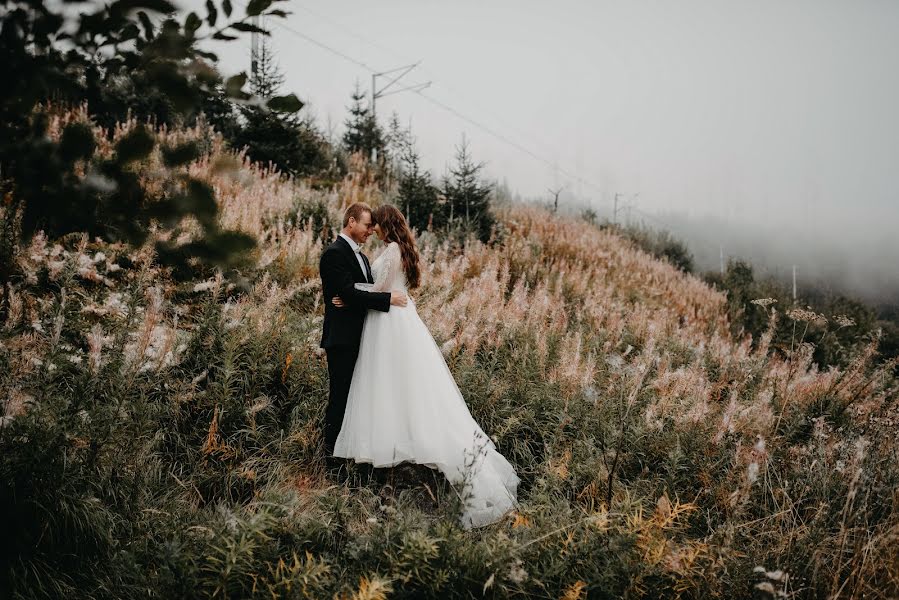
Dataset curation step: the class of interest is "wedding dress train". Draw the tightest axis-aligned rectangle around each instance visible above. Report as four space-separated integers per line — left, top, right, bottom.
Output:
333 242 519 528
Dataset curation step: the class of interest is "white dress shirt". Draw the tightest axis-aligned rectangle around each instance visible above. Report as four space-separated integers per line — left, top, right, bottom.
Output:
339 233 369 280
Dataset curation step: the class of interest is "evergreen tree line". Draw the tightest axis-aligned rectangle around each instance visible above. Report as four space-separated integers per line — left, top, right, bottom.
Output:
209 45 498 242
0 0 499 295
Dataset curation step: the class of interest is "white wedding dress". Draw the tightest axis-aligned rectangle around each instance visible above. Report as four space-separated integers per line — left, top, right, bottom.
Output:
333 242 519 528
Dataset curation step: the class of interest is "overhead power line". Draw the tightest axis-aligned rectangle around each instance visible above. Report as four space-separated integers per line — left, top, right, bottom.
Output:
263 16 606 198
239 4 725 258
290 0 564 164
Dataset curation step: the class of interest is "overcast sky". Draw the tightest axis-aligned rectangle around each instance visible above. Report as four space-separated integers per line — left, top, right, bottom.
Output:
189 0 898 295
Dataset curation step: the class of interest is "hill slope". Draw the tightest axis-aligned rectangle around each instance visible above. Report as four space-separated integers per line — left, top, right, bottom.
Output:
2 114 897 599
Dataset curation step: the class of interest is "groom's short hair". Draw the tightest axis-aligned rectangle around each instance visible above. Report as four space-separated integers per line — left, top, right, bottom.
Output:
343 202 372 227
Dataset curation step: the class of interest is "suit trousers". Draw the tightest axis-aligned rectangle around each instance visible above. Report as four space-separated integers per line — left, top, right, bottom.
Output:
323 345 359 453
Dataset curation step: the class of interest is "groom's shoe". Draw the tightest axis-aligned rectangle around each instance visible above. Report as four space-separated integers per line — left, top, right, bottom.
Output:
325 455 348 481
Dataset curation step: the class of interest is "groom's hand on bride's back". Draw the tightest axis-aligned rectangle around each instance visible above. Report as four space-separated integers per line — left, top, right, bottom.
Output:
332 292 406 307
390 291 407 307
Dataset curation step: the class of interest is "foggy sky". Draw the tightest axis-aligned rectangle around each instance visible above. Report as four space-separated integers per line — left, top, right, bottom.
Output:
189 0 899 298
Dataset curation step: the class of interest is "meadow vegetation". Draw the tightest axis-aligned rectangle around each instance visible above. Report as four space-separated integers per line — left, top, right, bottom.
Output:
2 111 897 599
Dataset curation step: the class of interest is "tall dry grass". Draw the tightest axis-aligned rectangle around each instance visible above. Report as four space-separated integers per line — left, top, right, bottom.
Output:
1 110 897 599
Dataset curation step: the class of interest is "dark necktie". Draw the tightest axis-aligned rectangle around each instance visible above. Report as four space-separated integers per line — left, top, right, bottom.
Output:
360 252 373 283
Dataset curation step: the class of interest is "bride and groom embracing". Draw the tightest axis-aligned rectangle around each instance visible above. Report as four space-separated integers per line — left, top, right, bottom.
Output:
318 202 519 528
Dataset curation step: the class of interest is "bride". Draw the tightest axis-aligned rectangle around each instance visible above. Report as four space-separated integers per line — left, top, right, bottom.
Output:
332 204 519 528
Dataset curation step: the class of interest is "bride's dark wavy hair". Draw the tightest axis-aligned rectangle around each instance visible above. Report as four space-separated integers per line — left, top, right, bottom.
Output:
372 204 421 289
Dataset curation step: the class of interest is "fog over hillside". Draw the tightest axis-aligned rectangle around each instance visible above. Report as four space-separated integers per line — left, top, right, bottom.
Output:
641 209 899 306
188 0 899 306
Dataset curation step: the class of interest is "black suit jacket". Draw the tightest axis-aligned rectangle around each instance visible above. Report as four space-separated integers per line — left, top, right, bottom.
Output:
319 236 391 349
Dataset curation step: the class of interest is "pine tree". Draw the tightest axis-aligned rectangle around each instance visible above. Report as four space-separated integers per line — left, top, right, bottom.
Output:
397 139 441 232
342 83 384 161
232 37 328 177
249 35 285 99
385 112 412 165
443 136 495 241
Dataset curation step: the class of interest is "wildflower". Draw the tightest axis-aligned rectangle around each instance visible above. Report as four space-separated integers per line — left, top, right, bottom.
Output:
747 462 759 484
440 338 457 357
834 315 855 328
755 582 776 595
193 280 216 292
2 389 33 428
753 437 767 455
105 293 126 316
248 396 271 415
786 307 827 326
84 171 117 193
87 323 104 373
507 559 528 584
605 354 624 369
191 369 208 385
751 298 777 308
47 259 66 279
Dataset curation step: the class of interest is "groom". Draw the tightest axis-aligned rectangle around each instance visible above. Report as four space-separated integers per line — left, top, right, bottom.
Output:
319 202 407 455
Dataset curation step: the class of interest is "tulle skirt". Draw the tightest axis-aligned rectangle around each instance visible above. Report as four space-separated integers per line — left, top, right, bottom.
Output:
333 298 519 528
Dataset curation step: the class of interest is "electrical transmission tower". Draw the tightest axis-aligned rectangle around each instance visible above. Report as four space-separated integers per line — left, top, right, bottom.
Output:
613 192 639 226
250 15 263 80
370 63 431 120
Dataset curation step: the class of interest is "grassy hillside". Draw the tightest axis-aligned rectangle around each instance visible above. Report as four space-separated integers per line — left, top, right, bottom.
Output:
2 111 897 599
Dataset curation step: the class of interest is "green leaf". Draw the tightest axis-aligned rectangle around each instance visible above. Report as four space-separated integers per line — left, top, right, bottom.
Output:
185 229 256 264
162 141 200 167
115 125 155 164
205 0 217 26
195 49 219 62
119 22 140 41
160 17 179 36
230 22 268 34
59 122 96 163
212 31 238 41
137 10 155 39
183 179 218 224
267 9 289 18
184 11 202 34
110 0 176 14
222 0 232 17
145 62 197 111
224 72 247 97
266 93 304 113
245 0 272 17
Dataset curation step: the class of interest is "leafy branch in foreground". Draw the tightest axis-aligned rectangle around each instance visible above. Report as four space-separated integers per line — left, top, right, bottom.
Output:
0 0 301 284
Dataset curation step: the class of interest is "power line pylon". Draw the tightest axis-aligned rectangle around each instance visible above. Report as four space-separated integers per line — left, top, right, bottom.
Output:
371 63 431 120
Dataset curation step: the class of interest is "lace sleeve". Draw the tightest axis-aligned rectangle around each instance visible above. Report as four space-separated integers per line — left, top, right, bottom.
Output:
372 242 401 292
